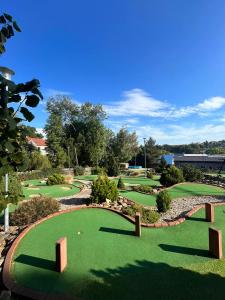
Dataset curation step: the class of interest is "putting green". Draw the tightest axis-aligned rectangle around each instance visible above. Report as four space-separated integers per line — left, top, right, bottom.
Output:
23 179 80 199
11 206 225 300
120 183 225 207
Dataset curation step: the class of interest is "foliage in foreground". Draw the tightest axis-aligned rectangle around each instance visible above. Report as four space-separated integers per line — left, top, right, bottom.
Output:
0 174 23 210
160 166 184 187
90 175 118 204
46 173 65 185
10 196 60 226
122 203 160 224
156 190 172 213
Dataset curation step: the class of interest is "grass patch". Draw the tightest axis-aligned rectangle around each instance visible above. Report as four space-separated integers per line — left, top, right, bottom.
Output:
11 206 225 300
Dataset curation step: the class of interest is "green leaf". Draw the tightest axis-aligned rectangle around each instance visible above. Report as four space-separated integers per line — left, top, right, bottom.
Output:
8 94 21 103
0 31 6 43
3 13 13 22
25 95 40 107
1 27 9 39
0 16 6 24
32 87 43 99
0 44 5 54
20 107 34 122
13 21 21 32
5 141 15 152
7 25 14 37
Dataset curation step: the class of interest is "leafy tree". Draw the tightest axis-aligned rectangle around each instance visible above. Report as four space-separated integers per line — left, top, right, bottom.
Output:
22 125 43 138
160 166 184 187
45 113 67 167
30 151 51 170
117 177 125 189
181 165 203 182
111 128 138 163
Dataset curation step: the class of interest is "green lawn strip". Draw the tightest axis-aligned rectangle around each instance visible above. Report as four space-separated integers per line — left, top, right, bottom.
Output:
120 183 225 207
11 207 225 300
113 177 161 187
119 190 156 206
74 175 98 181
22 180 80 199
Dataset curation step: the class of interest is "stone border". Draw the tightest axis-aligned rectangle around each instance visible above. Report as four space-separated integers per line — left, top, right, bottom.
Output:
3 202 225 299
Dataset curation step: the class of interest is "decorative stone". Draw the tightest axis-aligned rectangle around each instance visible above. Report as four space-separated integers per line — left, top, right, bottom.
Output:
209 227 222 259
135 212 141 237
205 203 214 223
56 237 67 272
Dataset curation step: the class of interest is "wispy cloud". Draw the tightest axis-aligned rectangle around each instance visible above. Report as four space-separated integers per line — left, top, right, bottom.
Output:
44 88 73 98
104 89 225 120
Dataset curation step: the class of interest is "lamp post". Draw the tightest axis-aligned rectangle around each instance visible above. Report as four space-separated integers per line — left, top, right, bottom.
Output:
0 66 15 234
143 138 147 178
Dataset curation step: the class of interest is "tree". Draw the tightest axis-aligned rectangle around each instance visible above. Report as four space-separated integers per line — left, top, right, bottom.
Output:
45 113 67 167
160 166 184 187
111 128 138 163
30 151 51 170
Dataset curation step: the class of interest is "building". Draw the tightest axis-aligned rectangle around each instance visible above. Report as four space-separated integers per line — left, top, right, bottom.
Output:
162 153 225 171
27 137 47 155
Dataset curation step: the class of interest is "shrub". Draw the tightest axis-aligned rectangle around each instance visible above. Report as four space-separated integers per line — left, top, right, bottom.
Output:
181 165 203 182
18 168 63 181
122 203 159 224
160 166 184 187
46 173 65 185
156 190 172 212
147 171 154 179
10 196 60 226
117 177 125 189
142 209 160 224
0 174 23 210
91 166 105 175
90 175 118 204
74 166 85 176
132 185 153 194
30 152 51 170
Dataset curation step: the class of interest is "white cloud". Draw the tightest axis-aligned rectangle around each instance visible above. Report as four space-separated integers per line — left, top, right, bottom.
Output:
134 123 225 145
105 89 225 120
44 88 73 98
36 127 46 137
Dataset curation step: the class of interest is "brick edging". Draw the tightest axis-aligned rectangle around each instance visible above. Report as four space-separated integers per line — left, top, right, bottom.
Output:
3 202 225 299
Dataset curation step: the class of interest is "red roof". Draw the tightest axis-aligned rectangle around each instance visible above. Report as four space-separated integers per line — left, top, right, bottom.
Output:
27 137 47 147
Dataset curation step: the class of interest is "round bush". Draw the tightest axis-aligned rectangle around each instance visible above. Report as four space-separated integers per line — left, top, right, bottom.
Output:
142 209 160 224
90 175 118 204
74 166 85 176
156 190 172 213
117 177 125 189
10 196 60 226
181 165 203 182
46 173 65 185
132 185 153 194
160 166 184 187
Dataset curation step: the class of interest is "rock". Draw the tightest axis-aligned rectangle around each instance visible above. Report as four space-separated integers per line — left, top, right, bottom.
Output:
122 202 128 208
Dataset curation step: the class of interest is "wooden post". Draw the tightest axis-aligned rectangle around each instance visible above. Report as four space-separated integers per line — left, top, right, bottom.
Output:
56 237 67 272
209 228 222 259
135 212 141 237
205 203 214 223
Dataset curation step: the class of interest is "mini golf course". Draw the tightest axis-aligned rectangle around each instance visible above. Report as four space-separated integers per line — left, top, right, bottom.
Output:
120 183 225 207
22 179 81 199
8 206 225 300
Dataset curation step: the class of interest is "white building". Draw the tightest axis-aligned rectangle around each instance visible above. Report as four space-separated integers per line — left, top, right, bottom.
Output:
27 137 47 155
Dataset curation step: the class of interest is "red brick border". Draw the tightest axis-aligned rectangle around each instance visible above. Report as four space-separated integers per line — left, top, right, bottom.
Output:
3 202 225 299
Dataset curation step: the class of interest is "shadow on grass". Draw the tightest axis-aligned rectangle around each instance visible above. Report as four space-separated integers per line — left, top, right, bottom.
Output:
15 254 55 271
187 216 206 222
159 244 210 257
99 227 134 236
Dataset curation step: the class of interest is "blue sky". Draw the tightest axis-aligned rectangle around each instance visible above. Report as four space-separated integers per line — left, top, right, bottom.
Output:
2 0 225 144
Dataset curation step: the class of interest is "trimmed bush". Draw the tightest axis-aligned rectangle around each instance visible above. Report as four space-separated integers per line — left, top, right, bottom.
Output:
74 166 85 176
142 209 160 224
122 203 159 224
90 175 118 204
46 173 65 185
160 166 184 187
0 174 23 211
181 165 203 182
132 185 153 194
156 190 172 212
10 196 60 226
91 166 105 175
117 177 125 189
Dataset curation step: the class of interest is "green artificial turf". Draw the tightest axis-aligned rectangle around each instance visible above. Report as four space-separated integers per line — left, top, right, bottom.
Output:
120 183 225 207
74 175 98 181
11 207 225 300
22 179 80 199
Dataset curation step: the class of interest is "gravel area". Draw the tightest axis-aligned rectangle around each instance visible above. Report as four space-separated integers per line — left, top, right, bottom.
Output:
159 195 225 222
